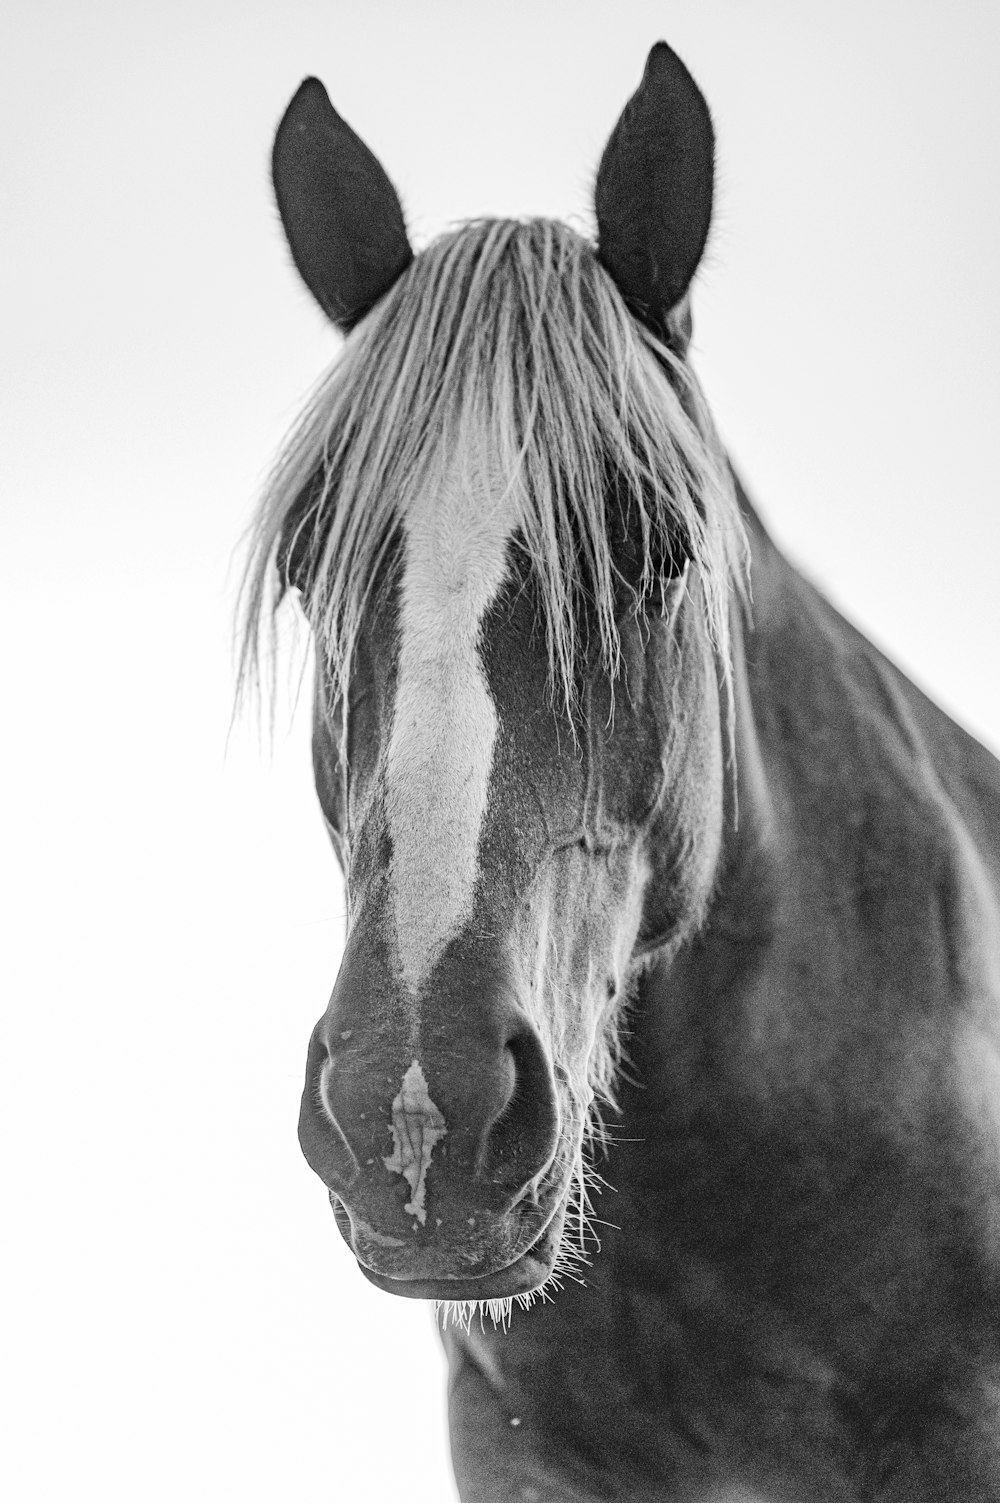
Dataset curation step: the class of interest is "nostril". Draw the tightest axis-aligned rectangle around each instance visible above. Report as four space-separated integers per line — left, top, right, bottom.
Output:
479 1025 560 1188
501 1032 540 1127
486 1043 519 1132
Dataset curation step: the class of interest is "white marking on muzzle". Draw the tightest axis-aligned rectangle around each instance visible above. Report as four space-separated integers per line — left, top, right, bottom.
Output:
382 1059 448 1225
386 455 519 990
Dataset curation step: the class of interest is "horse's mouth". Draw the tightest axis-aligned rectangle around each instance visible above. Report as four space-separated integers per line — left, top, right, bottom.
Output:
334 1192 569 1301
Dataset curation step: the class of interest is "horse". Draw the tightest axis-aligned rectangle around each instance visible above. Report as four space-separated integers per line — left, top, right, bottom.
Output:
240 41 1000 1503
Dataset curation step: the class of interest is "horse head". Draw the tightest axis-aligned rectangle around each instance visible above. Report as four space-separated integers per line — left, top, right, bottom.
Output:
244 44 745 1309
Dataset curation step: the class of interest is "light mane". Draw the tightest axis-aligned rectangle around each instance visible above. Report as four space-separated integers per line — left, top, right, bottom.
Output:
238 217 746 721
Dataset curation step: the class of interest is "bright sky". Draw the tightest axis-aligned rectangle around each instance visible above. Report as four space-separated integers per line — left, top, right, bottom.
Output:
4 3 999 1500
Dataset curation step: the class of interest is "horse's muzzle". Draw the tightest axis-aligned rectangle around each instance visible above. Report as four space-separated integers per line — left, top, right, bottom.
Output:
297 949 565 1292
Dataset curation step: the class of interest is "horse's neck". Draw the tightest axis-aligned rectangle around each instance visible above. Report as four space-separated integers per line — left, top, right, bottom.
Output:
637 475 1000 1098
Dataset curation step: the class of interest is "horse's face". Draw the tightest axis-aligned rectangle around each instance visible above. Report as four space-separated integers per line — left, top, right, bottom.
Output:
257 42 727 1302
298 452 725 1300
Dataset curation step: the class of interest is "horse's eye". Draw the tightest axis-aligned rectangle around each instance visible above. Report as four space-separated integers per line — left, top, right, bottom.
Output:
606 476 689 594
645 521 689 581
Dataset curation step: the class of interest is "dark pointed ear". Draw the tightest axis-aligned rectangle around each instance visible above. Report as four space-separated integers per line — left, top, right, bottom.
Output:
595 43 714 348
272 78 413 331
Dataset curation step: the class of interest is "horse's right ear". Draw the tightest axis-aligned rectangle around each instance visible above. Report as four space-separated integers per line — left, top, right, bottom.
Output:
595 43 714 348
272 78 413 331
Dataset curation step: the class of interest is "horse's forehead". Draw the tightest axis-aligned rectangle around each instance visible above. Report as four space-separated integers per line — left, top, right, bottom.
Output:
383 455 521 993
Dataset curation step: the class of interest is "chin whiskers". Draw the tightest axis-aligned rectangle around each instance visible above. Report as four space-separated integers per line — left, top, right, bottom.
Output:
433 1278 563 1334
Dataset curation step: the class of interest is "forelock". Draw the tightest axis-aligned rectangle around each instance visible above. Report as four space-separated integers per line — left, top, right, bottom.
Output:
238 217 747 723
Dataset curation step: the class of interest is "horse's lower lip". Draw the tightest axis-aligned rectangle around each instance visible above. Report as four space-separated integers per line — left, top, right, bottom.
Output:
349 1199 567 1301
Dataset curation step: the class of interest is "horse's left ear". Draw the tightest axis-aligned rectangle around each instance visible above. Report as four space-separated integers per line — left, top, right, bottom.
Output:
595 42 714 349
272 78 414 331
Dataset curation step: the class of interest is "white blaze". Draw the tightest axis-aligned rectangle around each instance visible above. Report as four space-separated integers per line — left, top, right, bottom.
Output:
382 1059 448 1225
386 455 519 990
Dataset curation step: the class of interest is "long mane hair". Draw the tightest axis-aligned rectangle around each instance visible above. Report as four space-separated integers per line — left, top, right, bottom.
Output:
239 217 746 720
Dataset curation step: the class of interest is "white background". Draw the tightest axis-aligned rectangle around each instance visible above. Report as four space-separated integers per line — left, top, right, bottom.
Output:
4 3 999 1500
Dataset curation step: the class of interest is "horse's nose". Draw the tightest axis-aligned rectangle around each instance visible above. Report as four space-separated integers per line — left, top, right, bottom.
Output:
306 1013 560 1196
299 978 561 1236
